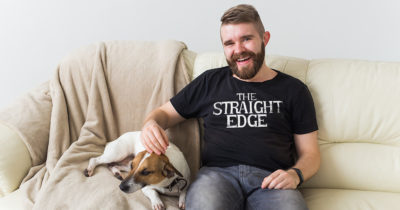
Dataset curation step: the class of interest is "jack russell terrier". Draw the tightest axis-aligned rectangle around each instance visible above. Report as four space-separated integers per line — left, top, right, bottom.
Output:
84 131 190 210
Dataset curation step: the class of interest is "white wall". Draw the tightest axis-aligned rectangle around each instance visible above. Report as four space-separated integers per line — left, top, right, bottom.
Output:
1 0 399 108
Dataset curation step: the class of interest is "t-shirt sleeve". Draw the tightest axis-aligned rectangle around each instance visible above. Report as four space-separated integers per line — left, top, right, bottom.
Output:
291 85 318 134
170 72 209 119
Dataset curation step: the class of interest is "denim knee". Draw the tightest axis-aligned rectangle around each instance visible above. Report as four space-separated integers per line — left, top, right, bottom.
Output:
247 189 308 210
186 167 243 210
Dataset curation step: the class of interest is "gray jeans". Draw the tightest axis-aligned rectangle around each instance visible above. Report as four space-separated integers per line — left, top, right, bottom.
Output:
186 165 308 210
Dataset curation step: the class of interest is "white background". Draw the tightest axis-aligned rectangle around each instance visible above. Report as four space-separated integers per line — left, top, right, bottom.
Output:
1 0 399 108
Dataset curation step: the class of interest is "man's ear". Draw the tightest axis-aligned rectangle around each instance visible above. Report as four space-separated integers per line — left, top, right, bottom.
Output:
263 31 271 47
162 162 183 178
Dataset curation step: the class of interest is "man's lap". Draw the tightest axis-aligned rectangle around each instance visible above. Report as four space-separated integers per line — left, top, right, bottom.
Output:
186 165 308 210
186 166 244 210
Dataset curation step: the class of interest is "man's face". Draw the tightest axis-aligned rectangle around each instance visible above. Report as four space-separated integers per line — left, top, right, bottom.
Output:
220 23 266 80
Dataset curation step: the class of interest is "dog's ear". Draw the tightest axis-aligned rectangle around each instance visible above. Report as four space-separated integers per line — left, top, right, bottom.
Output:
162 162 183 178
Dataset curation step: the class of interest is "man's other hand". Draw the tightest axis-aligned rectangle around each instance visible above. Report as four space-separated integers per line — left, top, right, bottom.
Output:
261 169 299 190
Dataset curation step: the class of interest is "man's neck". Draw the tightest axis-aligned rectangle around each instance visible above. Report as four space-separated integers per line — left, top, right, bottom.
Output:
233 64 277 83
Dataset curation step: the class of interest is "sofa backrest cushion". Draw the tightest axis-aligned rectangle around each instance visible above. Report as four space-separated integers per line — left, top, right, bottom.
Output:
303 59 400 192
307 59 400 146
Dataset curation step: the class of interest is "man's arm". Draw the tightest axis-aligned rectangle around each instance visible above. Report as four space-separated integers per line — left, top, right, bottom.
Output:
261 131 320 189
141 101 186 155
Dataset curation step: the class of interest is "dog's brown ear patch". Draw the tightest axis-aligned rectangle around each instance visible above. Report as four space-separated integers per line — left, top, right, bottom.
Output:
163 162 183 178
131 151 147 173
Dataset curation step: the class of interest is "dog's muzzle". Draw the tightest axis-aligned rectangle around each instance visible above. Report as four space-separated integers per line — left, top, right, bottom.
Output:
119 180 144 193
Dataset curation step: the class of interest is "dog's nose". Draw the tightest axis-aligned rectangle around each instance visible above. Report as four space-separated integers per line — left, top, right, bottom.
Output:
119 183 130 192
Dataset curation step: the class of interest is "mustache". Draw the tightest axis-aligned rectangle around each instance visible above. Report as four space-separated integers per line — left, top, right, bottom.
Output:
231 51 256 61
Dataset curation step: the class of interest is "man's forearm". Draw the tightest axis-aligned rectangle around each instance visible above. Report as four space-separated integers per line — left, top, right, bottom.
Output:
142 108 170 129
143 101 185 130
291 152 320 182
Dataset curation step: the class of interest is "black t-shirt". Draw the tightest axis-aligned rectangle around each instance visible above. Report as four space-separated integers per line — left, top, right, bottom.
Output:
170 66 318 171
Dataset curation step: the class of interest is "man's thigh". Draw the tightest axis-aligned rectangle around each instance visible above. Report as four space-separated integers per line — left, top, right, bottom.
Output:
243 166 308 210
186 166 244 210
246 188 308 210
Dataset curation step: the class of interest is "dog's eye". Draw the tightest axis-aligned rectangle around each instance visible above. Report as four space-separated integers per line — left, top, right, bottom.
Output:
140 169 153 176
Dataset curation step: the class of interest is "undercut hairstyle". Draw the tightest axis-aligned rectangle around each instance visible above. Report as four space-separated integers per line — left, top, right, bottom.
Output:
220 4 265 38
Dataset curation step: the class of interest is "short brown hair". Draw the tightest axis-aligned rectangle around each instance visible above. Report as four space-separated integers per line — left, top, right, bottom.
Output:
221 4 265 38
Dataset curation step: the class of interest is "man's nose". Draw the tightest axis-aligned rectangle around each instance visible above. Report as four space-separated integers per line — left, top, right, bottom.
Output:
234 43 245 54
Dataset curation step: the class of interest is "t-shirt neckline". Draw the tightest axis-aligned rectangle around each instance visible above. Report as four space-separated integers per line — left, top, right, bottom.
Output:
229 68 281 85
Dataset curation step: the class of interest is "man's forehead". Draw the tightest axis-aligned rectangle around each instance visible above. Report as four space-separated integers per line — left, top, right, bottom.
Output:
221 23 259 38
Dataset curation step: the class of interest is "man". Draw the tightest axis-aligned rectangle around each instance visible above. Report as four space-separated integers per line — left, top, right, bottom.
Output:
140 4 320 210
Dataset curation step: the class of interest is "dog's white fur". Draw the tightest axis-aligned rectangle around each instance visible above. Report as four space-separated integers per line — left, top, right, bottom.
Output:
84 131 190 210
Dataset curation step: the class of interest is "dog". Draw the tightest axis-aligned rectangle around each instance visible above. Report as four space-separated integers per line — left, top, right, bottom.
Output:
84 131 190 210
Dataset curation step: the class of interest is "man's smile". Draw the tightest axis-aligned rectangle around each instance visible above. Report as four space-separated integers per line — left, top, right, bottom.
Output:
236 57 251 66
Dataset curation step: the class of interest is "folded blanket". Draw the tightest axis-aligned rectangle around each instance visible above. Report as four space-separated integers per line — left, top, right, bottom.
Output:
0 40 200 209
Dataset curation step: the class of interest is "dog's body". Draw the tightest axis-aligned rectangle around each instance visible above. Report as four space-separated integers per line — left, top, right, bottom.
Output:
84 131 190 210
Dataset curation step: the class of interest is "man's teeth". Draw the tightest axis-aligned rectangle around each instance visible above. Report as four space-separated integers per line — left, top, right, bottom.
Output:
237 57 250 62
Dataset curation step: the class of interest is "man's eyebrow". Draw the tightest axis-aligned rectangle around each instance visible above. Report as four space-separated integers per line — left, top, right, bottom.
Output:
223 35 255 45
242 35 255 39
223 40 234 45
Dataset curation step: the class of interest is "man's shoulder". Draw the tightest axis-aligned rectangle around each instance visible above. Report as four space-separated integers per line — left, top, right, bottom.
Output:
275 70 308 89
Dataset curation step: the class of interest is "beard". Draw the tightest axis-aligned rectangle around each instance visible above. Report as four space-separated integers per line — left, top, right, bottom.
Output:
227 42 265 80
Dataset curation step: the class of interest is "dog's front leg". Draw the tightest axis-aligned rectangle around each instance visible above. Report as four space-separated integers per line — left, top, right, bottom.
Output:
142 186 164 210
178 188 187 209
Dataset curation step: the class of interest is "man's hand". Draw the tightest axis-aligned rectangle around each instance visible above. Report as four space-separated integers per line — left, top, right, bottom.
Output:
261 169 299 190
140 101 185 155
141 119 169 155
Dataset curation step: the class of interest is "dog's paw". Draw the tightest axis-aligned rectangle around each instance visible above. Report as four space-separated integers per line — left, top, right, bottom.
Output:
114 172 123 180
151 201 165 210
83 169 93 177
178 192 186 209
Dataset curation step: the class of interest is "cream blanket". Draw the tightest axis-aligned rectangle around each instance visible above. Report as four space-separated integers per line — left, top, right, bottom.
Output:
0 40 200 209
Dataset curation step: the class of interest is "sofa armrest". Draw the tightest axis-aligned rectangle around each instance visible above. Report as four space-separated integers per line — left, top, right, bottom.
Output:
0 122 32 197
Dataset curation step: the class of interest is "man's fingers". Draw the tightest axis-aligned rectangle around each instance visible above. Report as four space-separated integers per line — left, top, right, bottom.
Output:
140 134 153 154
149 143 161 155
268 173 285 189
282 182 293 190
274 178 289 189
261 171 279 189
275 182 288 190
146 132 163 155
261 179 269 189
261 170 287 189
141 130 162 155
160 129 169 147
141 120 169 155
152 127 168 150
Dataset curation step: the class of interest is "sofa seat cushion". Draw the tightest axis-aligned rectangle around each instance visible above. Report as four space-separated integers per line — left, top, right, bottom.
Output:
301 188 400 210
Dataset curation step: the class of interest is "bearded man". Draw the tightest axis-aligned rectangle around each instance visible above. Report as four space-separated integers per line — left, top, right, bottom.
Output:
140 4 320 210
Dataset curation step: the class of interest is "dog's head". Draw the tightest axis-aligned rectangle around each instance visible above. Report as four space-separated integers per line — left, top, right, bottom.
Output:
119 151 184 193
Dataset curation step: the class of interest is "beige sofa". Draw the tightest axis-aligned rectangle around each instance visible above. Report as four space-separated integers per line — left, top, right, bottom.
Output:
1 41 400 210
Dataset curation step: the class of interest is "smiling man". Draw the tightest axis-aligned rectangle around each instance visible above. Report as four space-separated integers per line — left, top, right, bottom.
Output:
140 4 320 210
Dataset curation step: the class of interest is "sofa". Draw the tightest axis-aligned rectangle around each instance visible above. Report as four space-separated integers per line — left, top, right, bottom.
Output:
1 40 399 210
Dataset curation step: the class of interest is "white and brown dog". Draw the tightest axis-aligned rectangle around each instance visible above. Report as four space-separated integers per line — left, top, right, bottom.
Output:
84 131 190 210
